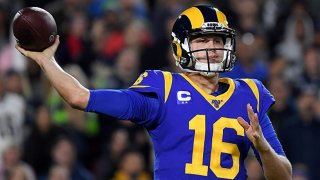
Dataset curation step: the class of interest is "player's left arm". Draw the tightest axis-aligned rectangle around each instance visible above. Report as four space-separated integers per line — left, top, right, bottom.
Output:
238 79 292 179
238 104 292 180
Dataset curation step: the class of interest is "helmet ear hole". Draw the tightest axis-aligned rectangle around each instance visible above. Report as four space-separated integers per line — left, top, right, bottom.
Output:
172 40 183 60
180 57 191 67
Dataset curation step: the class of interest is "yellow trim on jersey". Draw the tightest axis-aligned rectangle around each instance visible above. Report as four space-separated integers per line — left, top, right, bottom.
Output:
180 74 235 110
182 7 204 29
162 71 173 103
130 85 150 88
242 79 260 112
215 8 228 28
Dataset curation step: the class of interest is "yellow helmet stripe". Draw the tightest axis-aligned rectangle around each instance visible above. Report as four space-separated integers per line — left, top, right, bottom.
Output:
215 8 229 28
172 41 182 59
182 7 204 29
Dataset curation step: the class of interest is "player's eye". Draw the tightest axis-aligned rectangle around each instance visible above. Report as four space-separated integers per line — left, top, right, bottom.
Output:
194 38 208 43
213 38 223 45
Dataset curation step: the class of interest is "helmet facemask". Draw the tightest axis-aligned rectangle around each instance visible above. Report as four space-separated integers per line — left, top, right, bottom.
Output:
177 22 236 76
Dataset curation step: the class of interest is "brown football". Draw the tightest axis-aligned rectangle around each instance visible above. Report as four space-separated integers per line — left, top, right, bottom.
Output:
12 7 57 52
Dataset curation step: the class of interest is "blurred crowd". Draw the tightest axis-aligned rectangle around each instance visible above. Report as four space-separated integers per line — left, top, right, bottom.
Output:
0 0 320 179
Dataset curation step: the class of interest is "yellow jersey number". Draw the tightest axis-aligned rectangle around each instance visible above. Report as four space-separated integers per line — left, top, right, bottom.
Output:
185 115 245 179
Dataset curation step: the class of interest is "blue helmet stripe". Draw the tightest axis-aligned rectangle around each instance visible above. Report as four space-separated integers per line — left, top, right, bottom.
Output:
196 6 218 23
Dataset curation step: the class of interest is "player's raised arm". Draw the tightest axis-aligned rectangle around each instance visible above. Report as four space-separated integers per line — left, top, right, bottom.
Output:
16 36 90 110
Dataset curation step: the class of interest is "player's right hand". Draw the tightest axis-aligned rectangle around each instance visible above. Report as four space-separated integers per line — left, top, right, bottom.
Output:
15 35 60 64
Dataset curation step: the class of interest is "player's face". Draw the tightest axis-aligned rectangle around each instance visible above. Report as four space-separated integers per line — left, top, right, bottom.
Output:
189 35 224 63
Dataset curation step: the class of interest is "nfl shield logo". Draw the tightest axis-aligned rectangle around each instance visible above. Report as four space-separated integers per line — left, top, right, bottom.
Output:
212 99 223 108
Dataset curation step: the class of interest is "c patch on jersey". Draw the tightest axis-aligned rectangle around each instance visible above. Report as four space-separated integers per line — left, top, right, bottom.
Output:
177 90 192 104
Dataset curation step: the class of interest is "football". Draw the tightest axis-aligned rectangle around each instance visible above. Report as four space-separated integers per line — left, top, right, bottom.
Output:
12 7 57 52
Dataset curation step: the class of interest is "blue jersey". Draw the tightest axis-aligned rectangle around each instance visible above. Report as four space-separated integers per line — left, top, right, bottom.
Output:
127 70 284 179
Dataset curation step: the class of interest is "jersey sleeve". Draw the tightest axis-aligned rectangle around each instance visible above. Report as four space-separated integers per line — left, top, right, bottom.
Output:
129 70 172 125
242 79 275 118
85 89 160 127
129 69 175 106
255 79 275 117
254 80 285 156
129 70 165 101
86 70 170 128
243 79 285 163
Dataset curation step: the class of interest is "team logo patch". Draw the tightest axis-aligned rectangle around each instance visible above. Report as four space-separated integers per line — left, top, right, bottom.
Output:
177 91 191 104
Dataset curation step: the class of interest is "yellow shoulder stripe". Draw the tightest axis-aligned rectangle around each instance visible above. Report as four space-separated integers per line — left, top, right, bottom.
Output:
162 71 173 103
242 79 260 112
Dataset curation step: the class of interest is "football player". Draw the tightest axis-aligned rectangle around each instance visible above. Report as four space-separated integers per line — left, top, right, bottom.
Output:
16 5 292 180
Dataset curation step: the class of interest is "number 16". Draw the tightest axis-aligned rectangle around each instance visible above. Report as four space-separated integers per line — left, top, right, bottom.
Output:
185 115 245 179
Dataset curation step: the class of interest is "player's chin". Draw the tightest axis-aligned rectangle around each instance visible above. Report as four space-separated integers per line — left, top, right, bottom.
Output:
199 71 218 78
